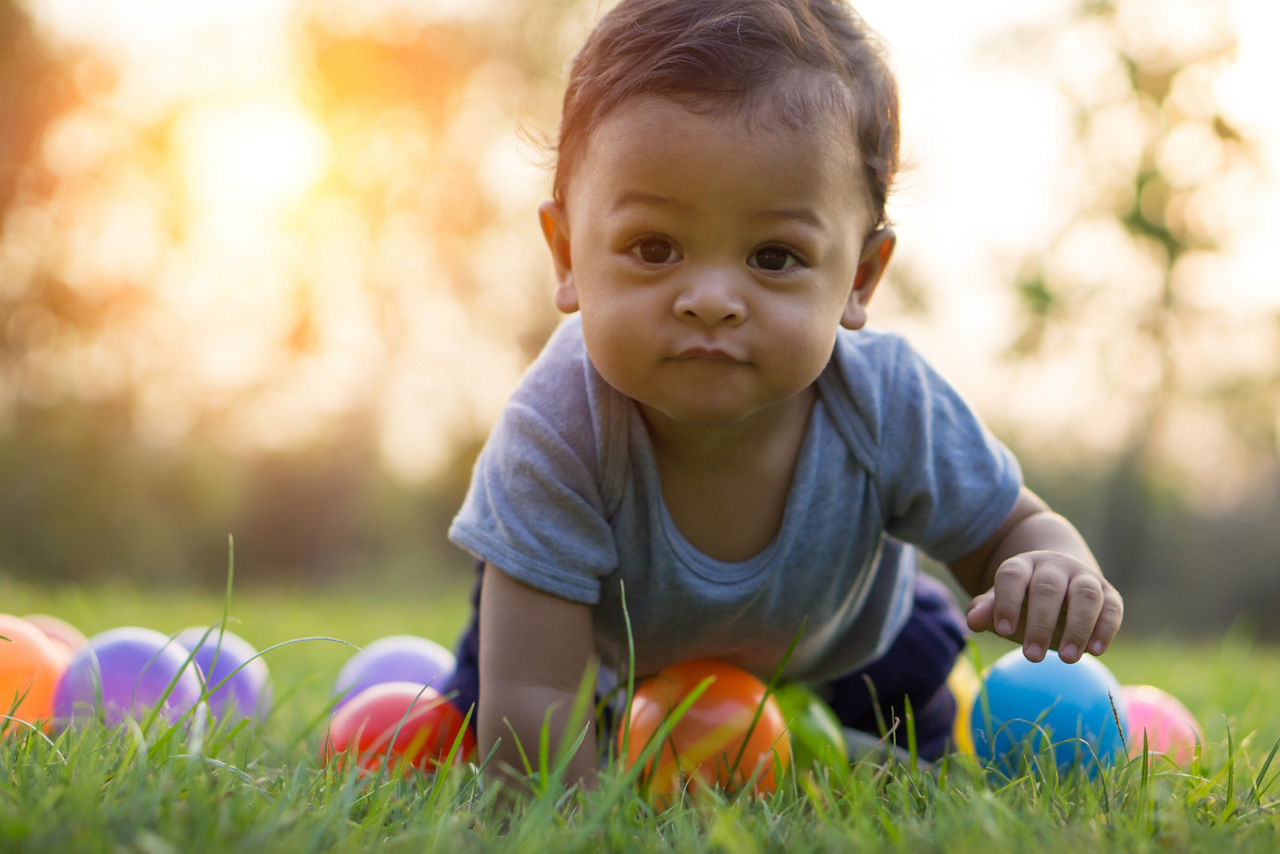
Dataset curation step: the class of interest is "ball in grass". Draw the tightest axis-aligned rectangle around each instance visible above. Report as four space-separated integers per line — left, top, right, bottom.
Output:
620 659 791 804
331 635 455 711
1121 684 1203 766
175 627 272 724
321 681 475 776
21 613 87 656
947 654 981 755
970 649 1128 775
0 614 70 734
772 683 848 776
52 627 205 729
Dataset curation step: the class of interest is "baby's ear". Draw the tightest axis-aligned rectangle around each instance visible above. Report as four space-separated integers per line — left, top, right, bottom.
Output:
538 200 578 314
841 227 896 330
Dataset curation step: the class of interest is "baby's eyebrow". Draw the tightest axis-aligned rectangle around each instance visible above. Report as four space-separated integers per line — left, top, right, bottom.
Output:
610 191 825 231
609 190 688 214
752 207 825 230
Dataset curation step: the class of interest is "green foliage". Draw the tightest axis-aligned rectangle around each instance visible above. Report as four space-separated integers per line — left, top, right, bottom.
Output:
1001 0 1279 494
0 402 475 588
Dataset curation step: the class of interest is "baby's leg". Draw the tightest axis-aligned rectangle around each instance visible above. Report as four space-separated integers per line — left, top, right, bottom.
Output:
819 573 967 761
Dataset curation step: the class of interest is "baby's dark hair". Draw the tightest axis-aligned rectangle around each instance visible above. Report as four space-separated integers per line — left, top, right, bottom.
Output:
552 0 900 229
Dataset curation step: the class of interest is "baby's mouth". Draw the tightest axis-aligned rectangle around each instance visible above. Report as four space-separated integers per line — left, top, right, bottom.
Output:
672 346 744 363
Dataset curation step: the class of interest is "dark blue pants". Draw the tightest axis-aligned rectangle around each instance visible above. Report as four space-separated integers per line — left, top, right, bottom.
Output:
817 572 966 759
443 566 966 762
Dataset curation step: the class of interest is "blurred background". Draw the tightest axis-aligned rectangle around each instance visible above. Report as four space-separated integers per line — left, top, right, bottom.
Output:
0 0 1276 638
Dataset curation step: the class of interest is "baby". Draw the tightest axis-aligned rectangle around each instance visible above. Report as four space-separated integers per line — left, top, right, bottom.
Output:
445 0 1123 786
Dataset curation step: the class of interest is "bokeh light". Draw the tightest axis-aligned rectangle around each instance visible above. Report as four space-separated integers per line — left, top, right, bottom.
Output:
3 0 1278 506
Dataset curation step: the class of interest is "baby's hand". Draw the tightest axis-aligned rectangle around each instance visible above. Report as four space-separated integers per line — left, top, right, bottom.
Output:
965 550 1123 663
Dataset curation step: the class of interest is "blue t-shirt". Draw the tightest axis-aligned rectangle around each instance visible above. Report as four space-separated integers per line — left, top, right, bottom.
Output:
449 316 1021 683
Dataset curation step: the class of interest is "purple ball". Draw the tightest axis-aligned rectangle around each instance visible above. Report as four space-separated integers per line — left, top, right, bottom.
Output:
52 626 205 728
332 635 455 710
175 627 272 723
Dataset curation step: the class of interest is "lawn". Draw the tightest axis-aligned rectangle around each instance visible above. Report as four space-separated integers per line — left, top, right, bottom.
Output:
2 575 1278 853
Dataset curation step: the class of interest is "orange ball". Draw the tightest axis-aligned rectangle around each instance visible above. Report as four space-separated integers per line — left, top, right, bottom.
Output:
620 659 790 803
0 614 69 734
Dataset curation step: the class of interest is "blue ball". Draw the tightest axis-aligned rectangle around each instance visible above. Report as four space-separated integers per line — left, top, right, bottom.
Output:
970 649 1128 775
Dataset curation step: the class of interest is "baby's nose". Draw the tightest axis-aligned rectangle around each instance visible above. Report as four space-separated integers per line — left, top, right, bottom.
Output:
672 271 747 326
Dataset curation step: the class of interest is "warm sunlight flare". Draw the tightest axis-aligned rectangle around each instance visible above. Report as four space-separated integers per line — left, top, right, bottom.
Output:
176 97 329 233
8 0 1279 500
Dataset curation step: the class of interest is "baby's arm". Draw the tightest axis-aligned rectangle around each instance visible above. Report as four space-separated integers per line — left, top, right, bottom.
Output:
949 487 1123 663
478 564 599 793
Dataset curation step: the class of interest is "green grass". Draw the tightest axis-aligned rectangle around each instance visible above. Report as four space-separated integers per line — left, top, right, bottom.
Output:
2 575 1279 853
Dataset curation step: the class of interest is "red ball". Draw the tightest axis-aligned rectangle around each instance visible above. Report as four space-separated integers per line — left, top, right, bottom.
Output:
620 659 790 804
321 681 475 775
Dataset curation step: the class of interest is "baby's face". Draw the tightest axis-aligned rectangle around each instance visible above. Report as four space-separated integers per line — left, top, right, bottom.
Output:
550 94 877 428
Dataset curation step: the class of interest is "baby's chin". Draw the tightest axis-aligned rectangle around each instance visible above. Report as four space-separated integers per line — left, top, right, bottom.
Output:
633 387 817 434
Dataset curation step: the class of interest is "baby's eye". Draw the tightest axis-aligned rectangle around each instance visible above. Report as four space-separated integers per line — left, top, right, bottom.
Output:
630 238 679 265
750 245 801 272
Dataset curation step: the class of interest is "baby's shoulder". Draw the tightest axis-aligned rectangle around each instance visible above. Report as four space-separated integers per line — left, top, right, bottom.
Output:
498 316 626 473
819 327 953 466
518 316 589 389
825 327 918 409
831 325 913 372
508 317 598 421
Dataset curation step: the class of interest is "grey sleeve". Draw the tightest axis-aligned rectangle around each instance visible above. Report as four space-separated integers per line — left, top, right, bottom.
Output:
448 398 617 603
447 323 619 603
876 339 1023 564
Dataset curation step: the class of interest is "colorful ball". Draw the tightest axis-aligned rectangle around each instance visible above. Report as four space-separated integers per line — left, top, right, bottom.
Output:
21 614 87 656
773 683 848 776
0 614 70 734
175 627 272 723
52 627 205 728
332 635 456 710
620 659 791 804
321 681 475 775
1121 684 1203 766
970 649 1128 775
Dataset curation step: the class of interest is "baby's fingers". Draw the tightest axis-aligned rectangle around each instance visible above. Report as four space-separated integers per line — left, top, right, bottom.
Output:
988 555 1034 641
1019 559 1071 662
1086 584 1124 656
965 589 996 633
1055 572 1106 663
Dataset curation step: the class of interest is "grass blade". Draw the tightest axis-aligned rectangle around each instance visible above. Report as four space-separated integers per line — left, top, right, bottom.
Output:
1251 735 1280 801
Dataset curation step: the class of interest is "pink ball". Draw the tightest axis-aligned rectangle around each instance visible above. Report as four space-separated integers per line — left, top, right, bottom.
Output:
22 614 87 656
1121 684 1203 765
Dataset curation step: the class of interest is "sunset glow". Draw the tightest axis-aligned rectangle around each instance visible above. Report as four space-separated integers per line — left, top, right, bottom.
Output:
9 0 1279 501
176 97 329 235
